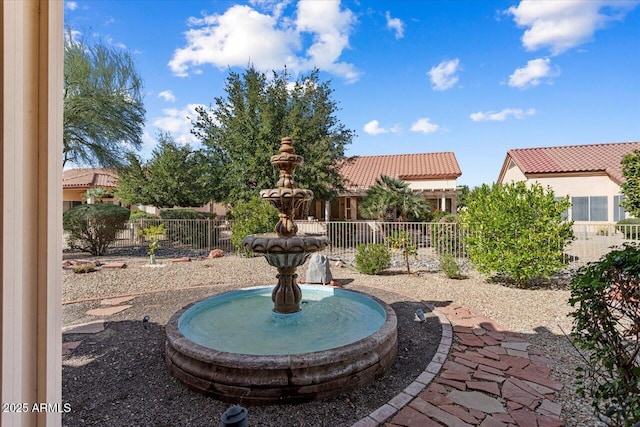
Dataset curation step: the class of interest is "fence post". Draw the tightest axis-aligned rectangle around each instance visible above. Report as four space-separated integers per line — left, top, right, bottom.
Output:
207 219 212 250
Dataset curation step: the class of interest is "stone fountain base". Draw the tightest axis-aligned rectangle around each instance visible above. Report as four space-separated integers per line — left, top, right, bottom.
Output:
165 289 398 405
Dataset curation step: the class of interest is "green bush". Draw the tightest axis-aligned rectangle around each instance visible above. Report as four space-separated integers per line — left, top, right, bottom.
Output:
615 218 640 239
569 244 640 425
387 231 418 274
159 209 215 248
439 254 464 279
459 182 574 286
129 210 156 221
63 204 130 255
355 244 391 275
230 197 278 255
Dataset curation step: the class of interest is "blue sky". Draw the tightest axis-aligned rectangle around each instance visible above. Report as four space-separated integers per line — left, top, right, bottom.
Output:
65 0 640 187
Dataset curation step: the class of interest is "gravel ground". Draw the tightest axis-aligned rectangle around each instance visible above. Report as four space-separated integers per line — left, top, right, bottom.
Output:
62 251 599 426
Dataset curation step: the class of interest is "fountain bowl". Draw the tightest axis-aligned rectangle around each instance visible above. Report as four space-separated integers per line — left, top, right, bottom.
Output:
165 285 398 405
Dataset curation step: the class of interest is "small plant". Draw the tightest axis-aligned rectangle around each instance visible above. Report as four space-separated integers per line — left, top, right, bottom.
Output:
139 224 166 264
569 243 640 425
596 226 610 236
355 244 391 275
387 231 417 274
439 254 465 279
229 197 278 256
73 264 97 274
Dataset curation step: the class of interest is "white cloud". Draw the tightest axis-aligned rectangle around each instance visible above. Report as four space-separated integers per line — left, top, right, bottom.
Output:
506 0 637 55
428 59 460 91
169 2 359 82
470 108 536 122
152 103 205 145
410 118 440 134
508 57 558 88
363 120 400 136
65 1 78 11
158 90 176 102
385 11 405 39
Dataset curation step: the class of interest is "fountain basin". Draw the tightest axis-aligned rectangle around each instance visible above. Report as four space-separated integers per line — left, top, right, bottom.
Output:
165 285 398 405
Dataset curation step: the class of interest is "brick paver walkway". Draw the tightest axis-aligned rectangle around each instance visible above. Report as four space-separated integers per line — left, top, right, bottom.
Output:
354 303 566 427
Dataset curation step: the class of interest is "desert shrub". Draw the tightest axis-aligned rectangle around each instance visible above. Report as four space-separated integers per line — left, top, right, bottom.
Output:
139 224 166 256
569 244 640 425
616 218 640 239
230 197 278 255
159 209 215 248
73 264 97 274
63 204 130 255
459 182 574 286
387 231 417 274
355 244 391 275
129 210 156 221
439 254 464 279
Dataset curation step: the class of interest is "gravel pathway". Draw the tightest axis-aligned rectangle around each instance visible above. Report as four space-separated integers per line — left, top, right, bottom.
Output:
62 253 598 425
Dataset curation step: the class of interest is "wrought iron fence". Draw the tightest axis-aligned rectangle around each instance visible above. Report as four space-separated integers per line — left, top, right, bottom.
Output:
69 218 640 270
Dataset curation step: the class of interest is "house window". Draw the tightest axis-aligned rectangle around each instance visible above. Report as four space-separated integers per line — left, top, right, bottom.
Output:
614 195 626 222
571 196 608 222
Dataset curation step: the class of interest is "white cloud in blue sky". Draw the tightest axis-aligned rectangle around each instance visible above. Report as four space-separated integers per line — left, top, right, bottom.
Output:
385 11 404 39
169 1 359 82
363 120 400 136
507 0 637 55
410 118 440 134
158 90 176 102
470 108 536 122
428 59 460 91
65 1 78 11
508 58 558 89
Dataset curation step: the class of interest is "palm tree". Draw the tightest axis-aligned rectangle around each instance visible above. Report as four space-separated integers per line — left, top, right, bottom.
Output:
359 175 430 221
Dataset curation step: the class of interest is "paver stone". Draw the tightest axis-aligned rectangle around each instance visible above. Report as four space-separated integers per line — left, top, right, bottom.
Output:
447 390 507 414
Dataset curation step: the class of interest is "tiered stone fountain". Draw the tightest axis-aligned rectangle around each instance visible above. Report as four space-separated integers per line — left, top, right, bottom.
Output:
165 137 398 404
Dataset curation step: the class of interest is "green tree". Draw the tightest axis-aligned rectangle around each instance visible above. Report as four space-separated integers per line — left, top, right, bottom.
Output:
621 150 640 217
229 196 278 254
459 181 574 286
116 134 212 208
192 66 354 203
82 186 110 203
359 175 430 221
63 31 145 167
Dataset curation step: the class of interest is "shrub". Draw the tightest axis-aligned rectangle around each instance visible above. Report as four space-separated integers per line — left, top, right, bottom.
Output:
229 197 278 255
439 254 464 279
355 244 391 275
459 182 574 286
139 224 166 256
63 204 130 255
569 244 640 425
129 210 157 221
73 264 97 274
159 209 215 248
616 218 640 239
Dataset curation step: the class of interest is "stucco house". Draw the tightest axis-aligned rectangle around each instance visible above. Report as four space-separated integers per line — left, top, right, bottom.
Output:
497 141 640 223
62 168 119 211
309 152 462 221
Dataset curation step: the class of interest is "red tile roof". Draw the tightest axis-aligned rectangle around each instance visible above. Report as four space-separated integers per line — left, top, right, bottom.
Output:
503 142 640 185
62 168 118 189
339 152 461 191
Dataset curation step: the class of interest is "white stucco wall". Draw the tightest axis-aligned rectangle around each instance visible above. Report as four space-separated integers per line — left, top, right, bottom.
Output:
406 178 457 191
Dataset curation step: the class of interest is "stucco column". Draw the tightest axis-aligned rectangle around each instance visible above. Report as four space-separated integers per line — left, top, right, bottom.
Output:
2 1 63 426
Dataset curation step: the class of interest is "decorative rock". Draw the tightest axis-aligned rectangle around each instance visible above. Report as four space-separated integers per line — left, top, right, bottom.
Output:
102 262 127 269
208 249 224 258
305 253 332 284
100 296 136 306
62 341 82 356
171 257 191 262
